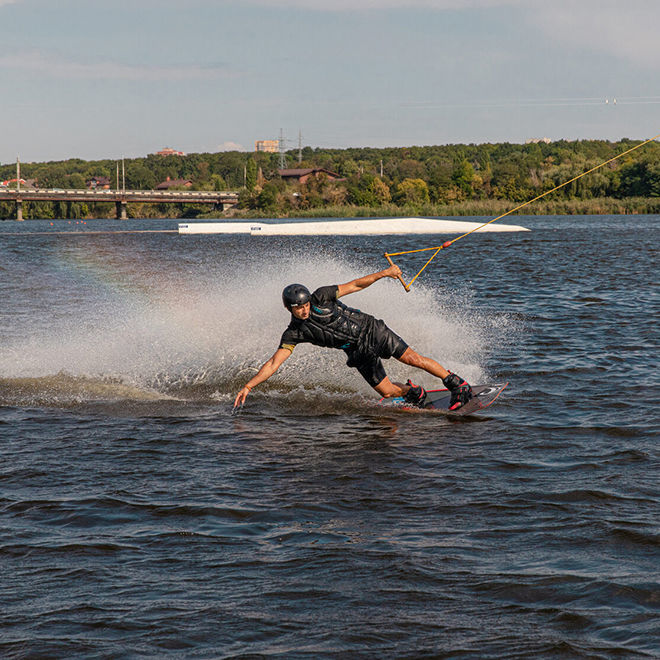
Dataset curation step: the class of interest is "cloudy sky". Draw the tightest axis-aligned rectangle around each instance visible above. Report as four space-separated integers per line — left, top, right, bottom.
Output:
1 0 658 163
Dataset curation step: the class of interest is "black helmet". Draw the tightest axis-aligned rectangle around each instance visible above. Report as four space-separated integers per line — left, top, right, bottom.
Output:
282 283 311 310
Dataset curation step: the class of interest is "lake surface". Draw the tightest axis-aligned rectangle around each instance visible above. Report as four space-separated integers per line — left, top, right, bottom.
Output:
0 215 658 658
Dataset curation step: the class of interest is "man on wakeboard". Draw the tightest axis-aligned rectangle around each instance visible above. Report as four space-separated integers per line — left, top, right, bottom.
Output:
233 265 473 410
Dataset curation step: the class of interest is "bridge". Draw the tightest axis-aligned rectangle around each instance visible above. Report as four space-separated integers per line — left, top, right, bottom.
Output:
0 188 240 220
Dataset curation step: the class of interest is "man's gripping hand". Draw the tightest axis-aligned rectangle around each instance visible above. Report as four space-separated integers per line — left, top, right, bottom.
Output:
384 264 402 279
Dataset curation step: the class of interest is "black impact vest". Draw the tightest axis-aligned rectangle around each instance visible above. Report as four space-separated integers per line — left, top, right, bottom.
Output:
279 285 374 352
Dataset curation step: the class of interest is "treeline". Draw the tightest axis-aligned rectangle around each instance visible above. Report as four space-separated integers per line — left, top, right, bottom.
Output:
2 138 659 219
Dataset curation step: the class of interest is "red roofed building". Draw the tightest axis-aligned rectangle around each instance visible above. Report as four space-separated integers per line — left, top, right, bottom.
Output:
1 178 38 188
87 176 111 189
156 147 186 157
278 168 343 184
156 177 193 190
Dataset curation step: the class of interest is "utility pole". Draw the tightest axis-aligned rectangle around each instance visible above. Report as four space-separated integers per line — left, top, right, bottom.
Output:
298 129 303 164
16 156 23 221
278 128 286 170
116 157 127 220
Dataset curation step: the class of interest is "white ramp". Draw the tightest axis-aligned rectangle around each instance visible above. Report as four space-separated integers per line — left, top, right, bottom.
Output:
178 217 530 235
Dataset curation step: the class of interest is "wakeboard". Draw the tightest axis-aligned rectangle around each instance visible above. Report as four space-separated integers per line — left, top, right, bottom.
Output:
380 382 508 417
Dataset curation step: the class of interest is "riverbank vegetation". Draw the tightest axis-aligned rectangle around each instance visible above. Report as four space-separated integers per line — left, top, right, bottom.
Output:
2 138 659 219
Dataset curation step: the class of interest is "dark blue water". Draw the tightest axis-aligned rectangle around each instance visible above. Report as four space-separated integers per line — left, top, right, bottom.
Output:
1 216 658 658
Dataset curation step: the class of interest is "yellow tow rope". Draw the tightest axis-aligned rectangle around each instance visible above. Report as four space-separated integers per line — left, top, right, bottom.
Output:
385 133 660 291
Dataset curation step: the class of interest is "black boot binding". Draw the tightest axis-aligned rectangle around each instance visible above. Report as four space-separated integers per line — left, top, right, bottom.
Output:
403 379 427 408
442 373 473 410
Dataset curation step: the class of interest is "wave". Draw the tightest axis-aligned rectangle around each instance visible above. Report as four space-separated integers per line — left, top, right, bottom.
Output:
0 374 174 407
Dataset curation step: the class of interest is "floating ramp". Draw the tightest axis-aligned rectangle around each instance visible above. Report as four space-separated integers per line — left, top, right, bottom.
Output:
178 217 530 236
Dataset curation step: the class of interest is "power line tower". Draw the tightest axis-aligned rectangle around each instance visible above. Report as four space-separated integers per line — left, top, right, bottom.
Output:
278 128 287 170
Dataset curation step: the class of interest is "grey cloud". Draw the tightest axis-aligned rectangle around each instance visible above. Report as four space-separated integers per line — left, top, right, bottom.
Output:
238 0 525 8
528 1 660 70
0 51 237 80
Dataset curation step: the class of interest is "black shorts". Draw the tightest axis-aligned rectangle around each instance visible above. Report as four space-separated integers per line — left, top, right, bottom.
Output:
345 320 408 387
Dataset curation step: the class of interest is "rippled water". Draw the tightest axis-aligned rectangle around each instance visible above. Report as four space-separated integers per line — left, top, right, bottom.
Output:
1 216 658 658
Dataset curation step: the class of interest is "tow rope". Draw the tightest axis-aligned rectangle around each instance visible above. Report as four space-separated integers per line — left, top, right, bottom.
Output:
385 133 660 291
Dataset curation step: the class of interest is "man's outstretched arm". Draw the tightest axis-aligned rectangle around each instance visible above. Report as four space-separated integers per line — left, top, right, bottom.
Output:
336 264 402 298
234 347 292 408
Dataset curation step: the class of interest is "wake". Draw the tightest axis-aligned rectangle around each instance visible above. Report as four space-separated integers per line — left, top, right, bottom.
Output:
0 246 514 406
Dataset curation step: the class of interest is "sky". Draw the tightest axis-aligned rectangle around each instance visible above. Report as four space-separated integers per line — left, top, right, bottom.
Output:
1 0 659 163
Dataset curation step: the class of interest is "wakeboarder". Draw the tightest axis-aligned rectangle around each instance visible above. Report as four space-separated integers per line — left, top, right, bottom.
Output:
233 265 473 409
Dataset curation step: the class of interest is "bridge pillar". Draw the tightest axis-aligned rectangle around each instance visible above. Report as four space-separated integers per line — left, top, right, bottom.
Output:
16 199 23 221
217 201 237 212
116 200 128 220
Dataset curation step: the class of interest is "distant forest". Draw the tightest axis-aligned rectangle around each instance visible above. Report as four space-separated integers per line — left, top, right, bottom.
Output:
2 138 659 219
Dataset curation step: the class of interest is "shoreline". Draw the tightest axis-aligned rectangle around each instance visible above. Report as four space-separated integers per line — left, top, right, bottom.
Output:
215 197 660 220
2 196 659 221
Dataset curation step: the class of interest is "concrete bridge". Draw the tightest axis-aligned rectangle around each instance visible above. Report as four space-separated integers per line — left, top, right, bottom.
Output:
0 188 239 220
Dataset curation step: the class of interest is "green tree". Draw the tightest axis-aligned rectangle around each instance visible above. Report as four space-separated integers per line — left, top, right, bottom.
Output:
67 173 86 189
211 174 227 190
617 158 660 198
452 159 475 196
394 178 430 206
396 159 426 182
346 173 381 206
257 182 279 213
647 163 660 197
196 160 210 183
245 158 257 191
338 159 359 177
127 164 156 190
369 177 391 204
